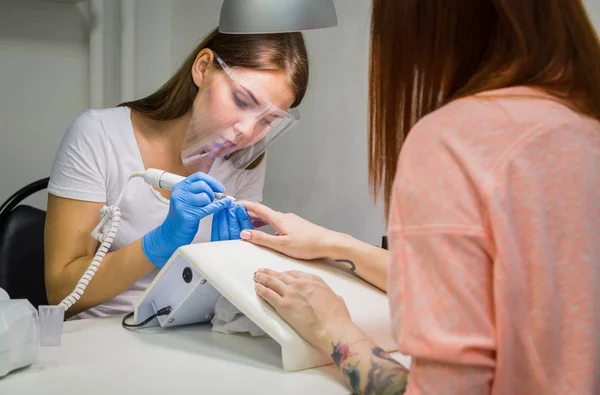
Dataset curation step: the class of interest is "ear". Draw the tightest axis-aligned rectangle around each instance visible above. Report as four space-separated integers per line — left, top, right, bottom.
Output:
191 49 215 88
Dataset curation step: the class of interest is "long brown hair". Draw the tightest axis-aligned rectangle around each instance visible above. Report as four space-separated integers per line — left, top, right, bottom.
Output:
121 28 309 169
369 0 600 216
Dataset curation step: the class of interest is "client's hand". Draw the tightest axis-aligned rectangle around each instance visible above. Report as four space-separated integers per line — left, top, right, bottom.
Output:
253 268 356 352
211 202 253 241
239 201 343 260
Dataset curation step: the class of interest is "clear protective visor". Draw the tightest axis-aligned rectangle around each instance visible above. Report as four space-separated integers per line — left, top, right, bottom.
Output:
181 52 300 184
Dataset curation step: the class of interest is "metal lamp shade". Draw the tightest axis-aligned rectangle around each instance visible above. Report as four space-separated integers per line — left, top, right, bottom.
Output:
219 0 338 34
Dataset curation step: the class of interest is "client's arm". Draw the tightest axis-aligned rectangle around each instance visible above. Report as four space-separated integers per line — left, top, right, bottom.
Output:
327 326 409 394
327 232 389 291
253 269 408 394
240 201 389 291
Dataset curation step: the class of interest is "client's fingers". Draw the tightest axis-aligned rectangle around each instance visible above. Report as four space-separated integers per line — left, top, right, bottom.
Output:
240 229 287 251
247 211 268 228
257 268 295 284
239 201 283 230
283 270 312 279
255 282 283 308
254 271 288 296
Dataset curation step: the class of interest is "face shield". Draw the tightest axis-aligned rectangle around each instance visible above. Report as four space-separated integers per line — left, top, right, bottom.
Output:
181 52 300 185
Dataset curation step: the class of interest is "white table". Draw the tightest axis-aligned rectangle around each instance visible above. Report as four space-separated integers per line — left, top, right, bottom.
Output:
0 316 411 395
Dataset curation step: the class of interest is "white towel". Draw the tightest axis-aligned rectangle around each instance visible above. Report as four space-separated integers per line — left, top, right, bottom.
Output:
211 295 267 337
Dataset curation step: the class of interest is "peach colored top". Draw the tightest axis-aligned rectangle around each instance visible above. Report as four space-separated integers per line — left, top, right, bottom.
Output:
388 86 600 395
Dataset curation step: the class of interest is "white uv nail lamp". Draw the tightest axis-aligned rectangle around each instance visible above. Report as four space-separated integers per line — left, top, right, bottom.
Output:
132 240 398 372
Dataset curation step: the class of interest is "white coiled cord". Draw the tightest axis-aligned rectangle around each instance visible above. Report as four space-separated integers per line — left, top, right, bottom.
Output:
58 171 145 311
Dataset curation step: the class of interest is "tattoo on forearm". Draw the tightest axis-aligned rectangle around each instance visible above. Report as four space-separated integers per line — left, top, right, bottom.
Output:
335 259 356 272
373 347 407 367
344 365 362 392
364 347 409 394
331 344 408 395
331 341 351 366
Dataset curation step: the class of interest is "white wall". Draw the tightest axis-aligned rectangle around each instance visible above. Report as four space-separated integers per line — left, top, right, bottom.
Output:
134 0 172 99
584 0 600 31
170 0 221 72
268 3 383 245
169 0 386 245
0 0 88 209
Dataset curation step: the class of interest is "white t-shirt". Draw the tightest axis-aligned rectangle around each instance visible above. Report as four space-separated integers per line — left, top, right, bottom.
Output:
48 107 266 318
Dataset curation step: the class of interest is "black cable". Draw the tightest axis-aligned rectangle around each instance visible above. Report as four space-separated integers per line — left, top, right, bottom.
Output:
122 306 172 329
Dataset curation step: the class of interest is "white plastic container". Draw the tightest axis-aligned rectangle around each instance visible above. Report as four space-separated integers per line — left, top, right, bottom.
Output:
0 299 39 377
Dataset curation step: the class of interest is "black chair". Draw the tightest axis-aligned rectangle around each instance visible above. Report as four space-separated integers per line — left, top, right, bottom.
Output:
0 178 50 307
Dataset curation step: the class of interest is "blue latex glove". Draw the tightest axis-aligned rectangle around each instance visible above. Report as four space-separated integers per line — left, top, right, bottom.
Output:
142 172 233 268
211 203 254 241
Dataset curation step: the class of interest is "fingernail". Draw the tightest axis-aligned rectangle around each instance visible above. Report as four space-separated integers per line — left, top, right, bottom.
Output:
240 230 251 240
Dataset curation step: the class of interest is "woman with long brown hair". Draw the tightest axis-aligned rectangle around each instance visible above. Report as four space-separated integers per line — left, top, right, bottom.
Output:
44 29 309 318
243 0 600 393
